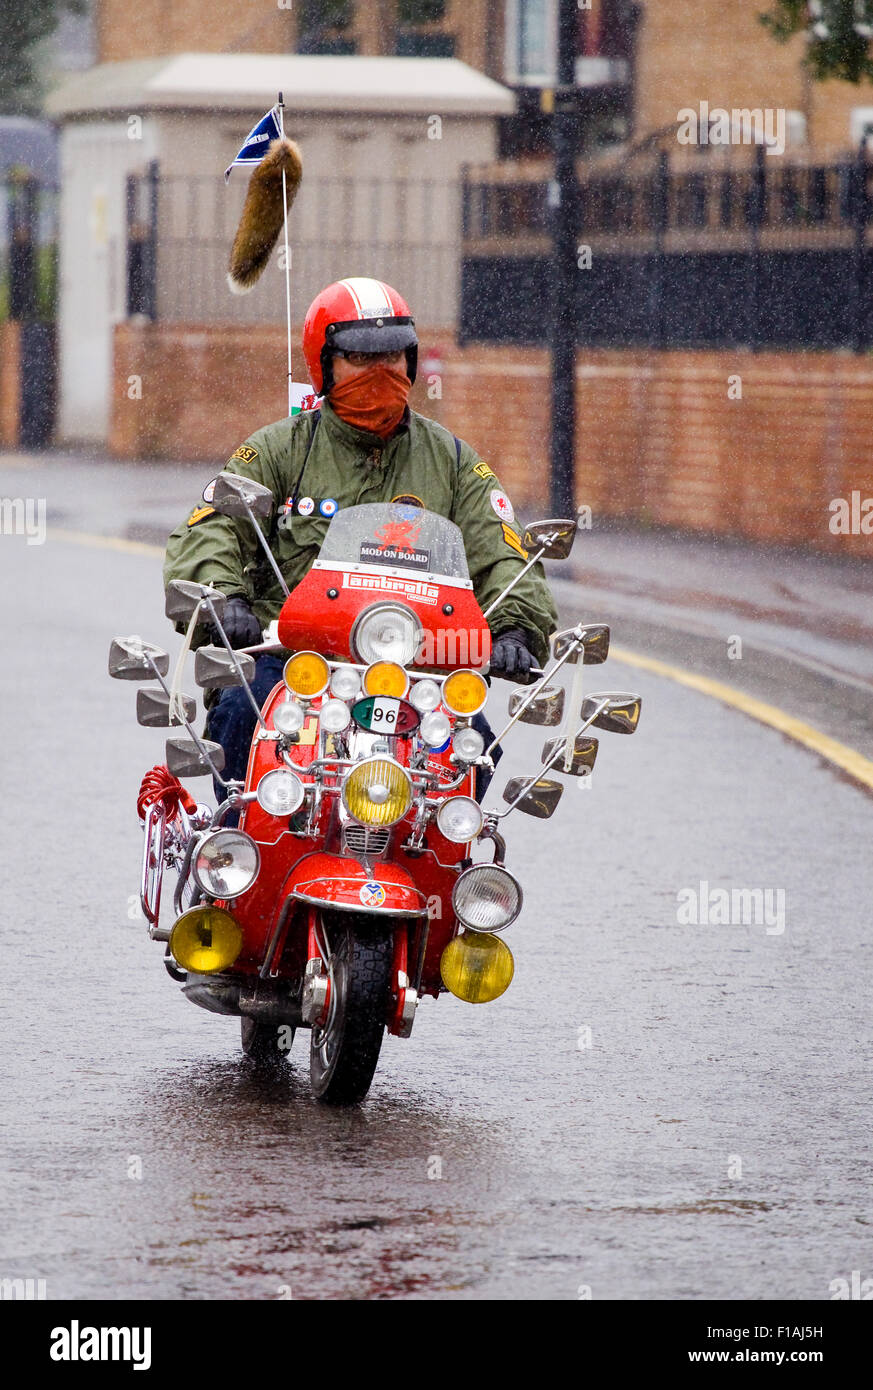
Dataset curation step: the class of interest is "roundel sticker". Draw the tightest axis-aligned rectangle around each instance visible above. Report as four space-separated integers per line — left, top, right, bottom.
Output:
202 477 218 504
490 488 515 523
319 498 338 518
360 880 386 908
297 497 315 517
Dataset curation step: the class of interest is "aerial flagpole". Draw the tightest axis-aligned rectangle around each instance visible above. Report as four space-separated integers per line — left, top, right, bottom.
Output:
277 90 293 417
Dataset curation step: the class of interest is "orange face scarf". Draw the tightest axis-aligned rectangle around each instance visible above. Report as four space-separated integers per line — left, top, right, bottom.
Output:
328 364 411 438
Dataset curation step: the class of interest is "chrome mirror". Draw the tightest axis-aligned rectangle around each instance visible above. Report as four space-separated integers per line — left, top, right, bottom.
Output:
165 737 226 778
521 518 577 560
136 688 196 727
552 623 610 666
581 692 642 735
503 775 564 818
211 472 274 520
165 579 227 625
194 645 255 690
542 732 599 776
108 636 169 680
507 685 565 727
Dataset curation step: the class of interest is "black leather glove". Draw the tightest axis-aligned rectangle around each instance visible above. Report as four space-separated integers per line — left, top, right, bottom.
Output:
211 596 262 650
489 627 535 682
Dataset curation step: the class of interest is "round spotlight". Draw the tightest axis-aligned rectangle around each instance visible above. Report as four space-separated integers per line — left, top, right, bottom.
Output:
170 905 243 975
420 711 451 749
284 651 329 699
409 678 442 714
273 698 306 736
452 864 522 932
436 796 484 844
192 829 260 899
256 768 305 817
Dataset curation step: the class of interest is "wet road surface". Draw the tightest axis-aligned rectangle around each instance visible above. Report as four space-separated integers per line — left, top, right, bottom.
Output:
1 452 871 1299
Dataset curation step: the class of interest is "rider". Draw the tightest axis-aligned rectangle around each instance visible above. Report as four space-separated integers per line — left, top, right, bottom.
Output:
163 277 558 797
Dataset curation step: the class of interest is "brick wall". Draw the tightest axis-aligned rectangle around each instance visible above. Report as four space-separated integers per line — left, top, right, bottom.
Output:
110 322 873 557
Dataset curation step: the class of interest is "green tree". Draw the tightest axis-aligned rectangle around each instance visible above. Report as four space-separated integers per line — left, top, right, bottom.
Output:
760 0 873 81
0 0 87 115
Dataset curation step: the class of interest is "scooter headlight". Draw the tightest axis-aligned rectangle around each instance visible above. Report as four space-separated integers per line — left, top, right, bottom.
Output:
330 665 361 701
442 669 488 717
436 796 484 844
284 651 330 699
409 678 442 714
273 698 306 736
420 711 452 749
452 864 522 932
351 603 421 665
170 905 243 975
256 768 305 817
192 829 260 898
341 757 413 827
452 725 485 761
319 697 352 733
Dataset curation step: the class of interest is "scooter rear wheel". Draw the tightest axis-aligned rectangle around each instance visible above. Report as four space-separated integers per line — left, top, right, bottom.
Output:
309 918 392 1104
240 1017 294 1062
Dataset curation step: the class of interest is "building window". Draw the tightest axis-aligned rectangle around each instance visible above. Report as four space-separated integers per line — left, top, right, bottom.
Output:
504 0 558 85
397 1 448 22
298 0 356 54
395 1 454 58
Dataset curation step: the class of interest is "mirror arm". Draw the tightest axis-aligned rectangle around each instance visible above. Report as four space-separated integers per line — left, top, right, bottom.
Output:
201 597 270 733
484 699 609 823
144 654 231 787
484 628 585 756
243 500 291 599
477 820 507 864
481 545 547 622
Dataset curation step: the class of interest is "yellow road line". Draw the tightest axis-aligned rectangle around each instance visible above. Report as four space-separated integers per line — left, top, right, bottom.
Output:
610 643 873 793
47 526 873 792
49 527 164 558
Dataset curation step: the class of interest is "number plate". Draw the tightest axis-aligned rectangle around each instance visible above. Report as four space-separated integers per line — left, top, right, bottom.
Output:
351 696 420 737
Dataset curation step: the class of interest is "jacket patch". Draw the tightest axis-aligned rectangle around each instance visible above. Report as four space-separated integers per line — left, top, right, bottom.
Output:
473 460 496 481
501 522 528 558
187 504 216 527
229 444 258 465
490 488 515 522
391 493 424 508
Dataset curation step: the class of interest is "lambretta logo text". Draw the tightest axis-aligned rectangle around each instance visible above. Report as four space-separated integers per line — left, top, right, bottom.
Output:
50 1320 152 1371
342 572 440 605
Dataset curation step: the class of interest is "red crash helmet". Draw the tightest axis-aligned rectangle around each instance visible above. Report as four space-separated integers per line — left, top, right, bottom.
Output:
302 277 418 395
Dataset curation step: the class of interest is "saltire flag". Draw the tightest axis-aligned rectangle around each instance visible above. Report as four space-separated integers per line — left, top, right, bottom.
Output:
224 105 282 182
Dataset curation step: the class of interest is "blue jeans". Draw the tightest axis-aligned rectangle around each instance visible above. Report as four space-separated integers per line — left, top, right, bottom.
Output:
206 655 502 806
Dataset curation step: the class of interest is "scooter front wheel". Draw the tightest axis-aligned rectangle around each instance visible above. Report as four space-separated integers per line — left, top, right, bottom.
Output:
309 918 392 1104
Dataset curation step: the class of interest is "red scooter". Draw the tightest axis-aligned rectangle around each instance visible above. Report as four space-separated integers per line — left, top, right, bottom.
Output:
110 480 640 1102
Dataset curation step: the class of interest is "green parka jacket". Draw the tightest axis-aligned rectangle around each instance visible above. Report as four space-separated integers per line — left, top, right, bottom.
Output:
163 401 558 664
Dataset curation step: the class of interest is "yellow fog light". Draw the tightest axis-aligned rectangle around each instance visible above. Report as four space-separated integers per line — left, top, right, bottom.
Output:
284 651 330 699
440 930 514 1003
341 756 413 827
170 905 243 975
363 660 409 698
442 669 488 717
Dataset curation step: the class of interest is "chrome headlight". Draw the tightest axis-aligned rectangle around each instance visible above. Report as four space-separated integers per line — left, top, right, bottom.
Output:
193 829 260 898
351 603 421 665
436 796 484 844
273 698 306 736
256 768 305 817
319 697 352 733
341 756 413 827
452 725 485 761
330 665 361 701
420 710 452 749
452 864 522 932
409 678 442 714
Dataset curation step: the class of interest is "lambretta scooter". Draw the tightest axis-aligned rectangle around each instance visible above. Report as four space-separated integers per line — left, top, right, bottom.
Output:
109 478 641 1103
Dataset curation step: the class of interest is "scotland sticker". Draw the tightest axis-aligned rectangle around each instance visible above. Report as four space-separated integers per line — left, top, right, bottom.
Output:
490 488 515 522
297 497 315 517
319 498 338 518
360 880 386 908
